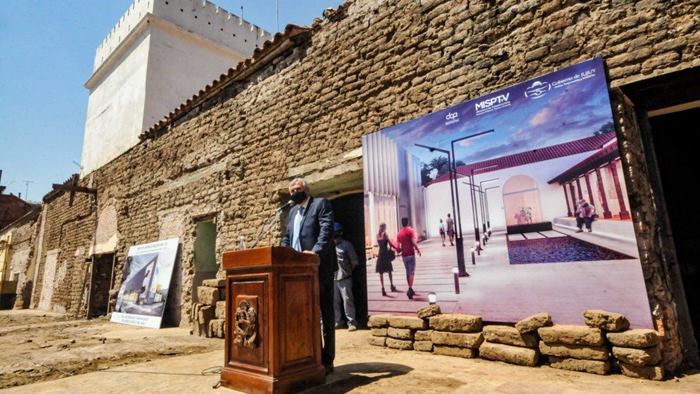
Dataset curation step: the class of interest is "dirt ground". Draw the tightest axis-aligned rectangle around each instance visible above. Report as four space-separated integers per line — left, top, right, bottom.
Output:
0 309 221 389
3 319 700 393
0 311 700 394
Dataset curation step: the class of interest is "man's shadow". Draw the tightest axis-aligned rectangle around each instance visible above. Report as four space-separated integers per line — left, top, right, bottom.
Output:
302 362 412 393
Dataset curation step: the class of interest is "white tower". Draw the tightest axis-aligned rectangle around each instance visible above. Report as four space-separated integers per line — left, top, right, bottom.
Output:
80 0 273 176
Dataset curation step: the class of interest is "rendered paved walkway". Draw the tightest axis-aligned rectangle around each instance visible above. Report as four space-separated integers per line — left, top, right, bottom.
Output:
5 330 699 394
367 232 652 328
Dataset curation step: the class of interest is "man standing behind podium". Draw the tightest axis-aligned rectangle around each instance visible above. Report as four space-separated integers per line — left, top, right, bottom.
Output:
281 178 337 375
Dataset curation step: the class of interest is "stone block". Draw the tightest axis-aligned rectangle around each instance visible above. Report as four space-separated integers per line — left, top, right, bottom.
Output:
198 304 214 323
539 342 610 361
416 304 441 319
429 314 482 332
413 340 433 352
606 329 659 348
431 331 483 349
190 304 208 337
368 314 391 328
197 286 222 305
516 312 552 334
369 336 386 347
612 346 661 366
583 309 630 332
414 330 433 341
388 327 414 340
215 301 226 319
538 325 604 346
479 342 539 367
388 316 427 329
548 356 611 375
483 325 538 348
433 345 477 358
619 362 664 381
208 319 225 338
386 338 413 350
371 328 388 337
202 278 226 288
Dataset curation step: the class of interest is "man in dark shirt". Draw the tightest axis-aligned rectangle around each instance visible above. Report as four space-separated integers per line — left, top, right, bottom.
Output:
332 222 359 331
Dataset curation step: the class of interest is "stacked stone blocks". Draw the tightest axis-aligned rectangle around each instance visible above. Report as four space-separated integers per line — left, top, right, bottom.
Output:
479 313 550 367
608 329 664 381
191 278 226 338
369 308 665 381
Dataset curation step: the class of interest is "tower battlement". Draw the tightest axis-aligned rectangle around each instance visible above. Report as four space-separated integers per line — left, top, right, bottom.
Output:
94 0 273 71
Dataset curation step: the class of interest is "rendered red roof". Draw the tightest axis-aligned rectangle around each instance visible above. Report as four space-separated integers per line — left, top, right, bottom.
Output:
547 138 620 184
430 132 617 185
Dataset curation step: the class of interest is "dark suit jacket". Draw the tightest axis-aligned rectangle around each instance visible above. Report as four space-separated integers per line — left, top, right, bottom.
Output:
281 196 338 280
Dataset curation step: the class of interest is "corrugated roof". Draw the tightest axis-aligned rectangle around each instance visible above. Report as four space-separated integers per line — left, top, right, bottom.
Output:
139 24 312 141
430 132 617 185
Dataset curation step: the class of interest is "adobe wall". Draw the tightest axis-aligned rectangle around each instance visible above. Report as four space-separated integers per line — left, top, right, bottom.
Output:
39 0 699 369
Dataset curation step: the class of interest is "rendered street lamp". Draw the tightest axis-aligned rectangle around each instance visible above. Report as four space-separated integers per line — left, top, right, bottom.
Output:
479 178 499 234
470 164 498 250
415 143 468 277
462 180 491 245
450 129 494 258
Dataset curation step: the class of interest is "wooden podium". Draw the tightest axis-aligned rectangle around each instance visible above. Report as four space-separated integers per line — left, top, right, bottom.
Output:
220 246 326 393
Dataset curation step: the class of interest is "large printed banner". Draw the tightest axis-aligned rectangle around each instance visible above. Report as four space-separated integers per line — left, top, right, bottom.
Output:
362 58 652 328
112 238 179 328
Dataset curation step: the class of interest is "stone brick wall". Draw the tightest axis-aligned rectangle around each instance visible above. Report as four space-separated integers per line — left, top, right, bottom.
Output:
36 0 699 367
5 211 41 309
32 189 96 315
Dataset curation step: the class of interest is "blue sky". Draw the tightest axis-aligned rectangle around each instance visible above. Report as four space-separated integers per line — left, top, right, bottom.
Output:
0 0 342 202
381 58 615 167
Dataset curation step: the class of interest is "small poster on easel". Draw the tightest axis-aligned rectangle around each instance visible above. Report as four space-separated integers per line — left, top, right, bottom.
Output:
111 238 179 328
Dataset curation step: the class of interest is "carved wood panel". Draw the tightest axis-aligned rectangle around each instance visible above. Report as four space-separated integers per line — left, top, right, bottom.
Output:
227 275 268 372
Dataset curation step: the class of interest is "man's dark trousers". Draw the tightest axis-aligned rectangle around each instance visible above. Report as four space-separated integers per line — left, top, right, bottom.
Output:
319 274 335 366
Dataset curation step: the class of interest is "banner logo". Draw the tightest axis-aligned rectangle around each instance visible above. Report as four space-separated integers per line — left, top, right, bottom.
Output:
475 93 511 116
524 81 551 99
445 112 459 125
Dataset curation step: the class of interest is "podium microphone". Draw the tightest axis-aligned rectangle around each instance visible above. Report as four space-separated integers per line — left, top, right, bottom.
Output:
276 200 294 212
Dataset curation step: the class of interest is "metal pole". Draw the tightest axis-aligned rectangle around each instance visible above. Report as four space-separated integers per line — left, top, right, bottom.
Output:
449 147 467 277
415 144 466 277
479 189 486 235
470 170 481 248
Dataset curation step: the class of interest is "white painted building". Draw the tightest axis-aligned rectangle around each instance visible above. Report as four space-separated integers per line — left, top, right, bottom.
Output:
80 0 273 176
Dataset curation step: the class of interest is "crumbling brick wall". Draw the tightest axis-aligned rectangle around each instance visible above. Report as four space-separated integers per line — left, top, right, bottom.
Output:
4 211 41 309
37 0 699 368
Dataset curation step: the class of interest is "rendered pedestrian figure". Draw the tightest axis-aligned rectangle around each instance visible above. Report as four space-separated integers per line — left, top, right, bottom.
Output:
575 199 596 233
375 223 398 296
396 217 421 300
438 219 446 246
332 222 359 331
445 213 455 246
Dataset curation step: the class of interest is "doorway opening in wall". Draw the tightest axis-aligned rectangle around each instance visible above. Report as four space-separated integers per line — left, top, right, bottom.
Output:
623 66 700 367
649 106 700 363
88 253 115 318
193 220 217 303
329 192 368 328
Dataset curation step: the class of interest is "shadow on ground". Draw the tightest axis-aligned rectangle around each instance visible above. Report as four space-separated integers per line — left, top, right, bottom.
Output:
302 362 412 393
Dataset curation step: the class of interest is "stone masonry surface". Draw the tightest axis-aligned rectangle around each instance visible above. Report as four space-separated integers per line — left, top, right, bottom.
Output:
34 0 700 370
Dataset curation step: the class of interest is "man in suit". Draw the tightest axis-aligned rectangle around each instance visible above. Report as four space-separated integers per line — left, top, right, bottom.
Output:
281 178 337 374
